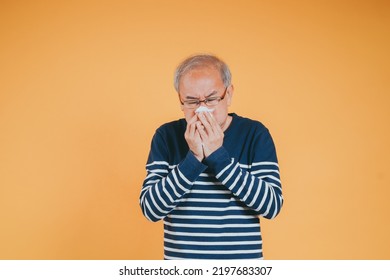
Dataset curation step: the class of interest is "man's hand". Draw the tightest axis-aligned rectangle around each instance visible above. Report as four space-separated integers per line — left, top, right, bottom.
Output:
184 114 204 162
196 112 224 158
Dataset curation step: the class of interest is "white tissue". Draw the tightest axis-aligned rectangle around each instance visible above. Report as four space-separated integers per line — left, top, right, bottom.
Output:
195 106 214 113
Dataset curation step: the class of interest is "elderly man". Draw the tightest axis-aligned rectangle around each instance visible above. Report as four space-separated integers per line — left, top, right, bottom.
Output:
140 54 283 259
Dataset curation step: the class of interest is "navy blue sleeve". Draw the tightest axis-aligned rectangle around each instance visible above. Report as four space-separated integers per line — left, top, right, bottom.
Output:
204 128 283 219
139 130 207 222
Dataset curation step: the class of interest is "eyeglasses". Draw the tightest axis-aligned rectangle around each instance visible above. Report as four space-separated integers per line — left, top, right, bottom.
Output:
179 87 228 109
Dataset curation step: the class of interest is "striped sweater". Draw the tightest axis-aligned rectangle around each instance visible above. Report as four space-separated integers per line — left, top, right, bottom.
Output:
140 113 283 259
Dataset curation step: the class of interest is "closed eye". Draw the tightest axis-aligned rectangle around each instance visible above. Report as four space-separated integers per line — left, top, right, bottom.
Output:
184 100 199 105
206 97 219 102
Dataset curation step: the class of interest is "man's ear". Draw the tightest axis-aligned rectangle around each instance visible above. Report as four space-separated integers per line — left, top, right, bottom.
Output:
178 93 185 111
227 84 234 106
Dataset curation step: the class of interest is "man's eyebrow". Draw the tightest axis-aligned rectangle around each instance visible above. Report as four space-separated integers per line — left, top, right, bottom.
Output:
205 90 218 98
184 96 199 100
184 90 218 100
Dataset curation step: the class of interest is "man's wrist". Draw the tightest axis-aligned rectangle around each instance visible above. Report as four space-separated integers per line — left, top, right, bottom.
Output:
192 151 204 162
203 146 231 172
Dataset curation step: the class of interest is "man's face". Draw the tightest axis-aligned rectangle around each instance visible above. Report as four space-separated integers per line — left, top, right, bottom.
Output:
178 66 233 129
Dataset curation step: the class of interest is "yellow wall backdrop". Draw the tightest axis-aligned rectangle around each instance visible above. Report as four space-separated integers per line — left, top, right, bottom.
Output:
1 0 389 259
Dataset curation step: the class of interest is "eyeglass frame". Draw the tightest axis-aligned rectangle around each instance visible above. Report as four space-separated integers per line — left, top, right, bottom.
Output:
178 86 228 109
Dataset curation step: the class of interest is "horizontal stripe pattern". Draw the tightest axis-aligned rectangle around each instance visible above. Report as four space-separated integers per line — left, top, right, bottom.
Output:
141 159 281 259
140 113 283 259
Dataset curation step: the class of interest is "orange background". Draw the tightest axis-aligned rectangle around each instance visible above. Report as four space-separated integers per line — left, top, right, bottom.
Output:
1 0 389 259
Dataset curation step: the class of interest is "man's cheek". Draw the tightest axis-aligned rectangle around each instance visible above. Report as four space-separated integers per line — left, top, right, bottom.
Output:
185 112 195 122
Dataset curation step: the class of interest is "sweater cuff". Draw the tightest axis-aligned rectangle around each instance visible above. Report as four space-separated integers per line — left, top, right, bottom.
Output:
203 146 232 174
178 151 208 182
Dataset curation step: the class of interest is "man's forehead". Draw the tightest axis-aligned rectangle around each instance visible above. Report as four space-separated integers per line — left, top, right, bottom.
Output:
180 68 223 87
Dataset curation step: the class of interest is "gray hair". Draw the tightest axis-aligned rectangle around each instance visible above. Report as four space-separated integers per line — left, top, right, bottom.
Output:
174 54 232 92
